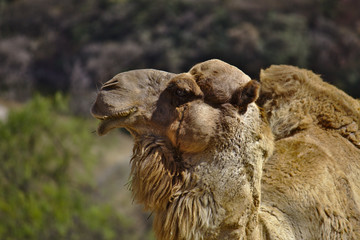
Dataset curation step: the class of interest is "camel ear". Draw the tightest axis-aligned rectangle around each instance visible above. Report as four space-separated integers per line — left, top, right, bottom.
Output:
231 80 260 114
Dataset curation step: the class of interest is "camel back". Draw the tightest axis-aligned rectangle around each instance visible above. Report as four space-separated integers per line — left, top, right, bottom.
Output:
257 65 360 149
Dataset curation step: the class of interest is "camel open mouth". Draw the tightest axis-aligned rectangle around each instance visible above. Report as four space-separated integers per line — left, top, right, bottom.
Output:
95 106 138 136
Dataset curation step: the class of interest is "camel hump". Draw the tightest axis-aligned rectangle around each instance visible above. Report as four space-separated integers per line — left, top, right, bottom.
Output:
258 65 360 149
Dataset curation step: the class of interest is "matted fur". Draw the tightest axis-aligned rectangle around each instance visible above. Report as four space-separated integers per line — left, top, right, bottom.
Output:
154 189 221 240
130 136 224 240
130 135 190 210
258 65 360 148
258 64 360 239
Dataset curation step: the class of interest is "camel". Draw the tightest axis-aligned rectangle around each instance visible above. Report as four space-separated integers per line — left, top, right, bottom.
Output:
91 59 360 239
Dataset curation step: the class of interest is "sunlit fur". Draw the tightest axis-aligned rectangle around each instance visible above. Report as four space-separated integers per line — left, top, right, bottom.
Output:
258 65 360 239
258 65 360 148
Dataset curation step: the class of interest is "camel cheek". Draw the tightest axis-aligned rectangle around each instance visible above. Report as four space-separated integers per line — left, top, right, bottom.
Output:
168 103 219 153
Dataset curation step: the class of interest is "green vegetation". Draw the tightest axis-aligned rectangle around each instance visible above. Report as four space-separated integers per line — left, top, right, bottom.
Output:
0 94 141 240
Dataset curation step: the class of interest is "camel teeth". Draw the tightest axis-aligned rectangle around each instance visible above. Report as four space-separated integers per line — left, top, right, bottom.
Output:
99 107 138 120
118 112 128 117
117 107 138 118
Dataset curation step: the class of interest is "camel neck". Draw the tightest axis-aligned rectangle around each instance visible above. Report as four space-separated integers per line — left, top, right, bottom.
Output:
139 104 274 240
154 104 273 239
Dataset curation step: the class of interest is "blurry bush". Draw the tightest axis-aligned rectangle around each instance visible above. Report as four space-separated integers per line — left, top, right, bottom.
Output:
0 94 141 240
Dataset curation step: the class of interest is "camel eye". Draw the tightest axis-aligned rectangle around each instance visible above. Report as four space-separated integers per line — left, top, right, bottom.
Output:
176 89 188 97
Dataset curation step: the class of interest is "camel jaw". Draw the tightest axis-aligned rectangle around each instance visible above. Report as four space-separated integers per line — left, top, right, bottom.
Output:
92 106 138 136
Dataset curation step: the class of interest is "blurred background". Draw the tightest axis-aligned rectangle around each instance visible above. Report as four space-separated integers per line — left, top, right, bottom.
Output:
0 0 359 239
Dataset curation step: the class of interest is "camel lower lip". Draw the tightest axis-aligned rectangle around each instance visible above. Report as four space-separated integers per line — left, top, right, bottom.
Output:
96 107 138 135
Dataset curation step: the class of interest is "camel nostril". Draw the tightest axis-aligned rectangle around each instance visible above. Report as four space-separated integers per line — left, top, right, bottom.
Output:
101 83 119 91
101 78 120 91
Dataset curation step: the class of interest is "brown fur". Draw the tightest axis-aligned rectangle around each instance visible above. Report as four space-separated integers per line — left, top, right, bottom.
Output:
258 65 360 239
258 65 360 148
189 59 252 105
91 60 360 239
130 135 191 210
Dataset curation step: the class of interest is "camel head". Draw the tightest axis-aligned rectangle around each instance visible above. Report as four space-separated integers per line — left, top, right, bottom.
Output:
91 59 273 239
189 59 260 113
91 60 261 152
91 69 175 136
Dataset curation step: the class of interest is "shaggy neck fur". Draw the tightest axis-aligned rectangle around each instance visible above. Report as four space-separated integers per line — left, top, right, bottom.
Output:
130 136 191 211
130 103 273 240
